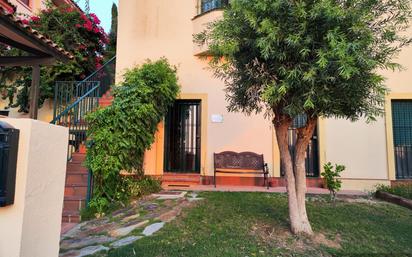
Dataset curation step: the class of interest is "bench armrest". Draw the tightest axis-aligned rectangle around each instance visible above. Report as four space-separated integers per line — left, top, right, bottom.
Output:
264 163 269 174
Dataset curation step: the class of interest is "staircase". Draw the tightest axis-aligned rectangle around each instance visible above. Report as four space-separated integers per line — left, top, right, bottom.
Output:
162 173 201 188
63 152 88 223
52 57 116 223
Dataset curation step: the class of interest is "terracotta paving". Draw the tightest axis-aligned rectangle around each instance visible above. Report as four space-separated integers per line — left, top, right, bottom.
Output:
162 185 367 196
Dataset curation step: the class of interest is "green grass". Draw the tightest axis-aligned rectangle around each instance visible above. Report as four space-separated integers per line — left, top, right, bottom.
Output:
376 183 412 200
96 192 412 257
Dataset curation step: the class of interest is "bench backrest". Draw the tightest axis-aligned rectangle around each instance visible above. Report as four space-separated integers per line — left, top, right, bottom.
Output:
214 151 264 170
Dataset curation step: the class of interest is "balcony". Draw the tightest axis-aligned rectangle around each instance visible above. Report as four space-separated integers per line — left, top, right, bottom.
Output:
198 0 228 15
193 0 228 56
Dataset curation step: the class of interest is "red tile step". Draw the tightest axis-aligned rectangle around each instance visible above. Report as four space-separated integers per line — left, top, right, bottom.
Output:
62 210 81 223
66 172 89 185
63 196 86 212
64 185 88 198
70 153 86 163
162 173 201 187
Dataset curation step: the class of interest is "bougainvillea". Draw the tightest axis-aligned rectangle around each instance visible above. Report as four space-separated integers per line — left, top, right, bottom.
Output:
0 0 108 113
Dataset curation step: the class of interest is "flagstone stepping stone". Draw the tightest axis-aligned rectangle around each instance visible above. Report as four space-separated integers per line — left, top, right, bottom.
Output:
122 213 140 223
109 220 149 237
154 191 187 200
188 197 204 202
62 223 83 238
77 245 109 257
60 245 109 257
144 203 159 211
142 222 165 236
158 208 181 222
60 235 115 250
111 236 143 248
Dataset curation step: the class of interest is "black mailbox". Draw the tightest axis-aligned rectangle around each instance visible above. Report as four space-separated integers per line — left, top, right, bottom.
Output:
0 122 19 207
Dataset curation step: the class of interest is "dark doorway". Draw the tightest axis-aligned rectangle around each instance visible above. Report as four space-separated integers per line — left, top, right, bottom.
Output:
164 100 201 173
392 100 412 179
281 115 320 177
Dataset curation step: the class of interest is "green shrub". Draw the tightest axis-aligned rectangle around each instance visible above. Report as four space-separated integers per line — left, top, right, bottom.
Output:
86 58 179 215
375 183 412 200
321 162 345 200
81 176 162 219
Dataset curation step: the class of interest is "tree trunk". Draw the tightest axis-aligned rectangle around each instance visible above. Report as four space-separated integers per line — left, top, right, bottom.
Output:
273 114 317 236
294 117 317 235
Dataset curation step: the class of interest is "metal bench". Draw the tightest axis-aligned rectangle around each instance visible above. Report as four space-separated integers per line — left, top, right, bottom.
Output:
213 151 269 188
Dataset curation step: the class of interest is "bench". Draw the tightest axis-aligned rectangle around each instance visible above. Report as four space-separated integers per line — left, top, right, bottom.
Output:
213 151 269 188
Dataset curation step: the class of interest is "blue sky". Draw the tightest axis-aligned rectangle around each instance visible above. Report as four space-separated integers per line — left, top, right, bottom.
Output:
77 0 119 33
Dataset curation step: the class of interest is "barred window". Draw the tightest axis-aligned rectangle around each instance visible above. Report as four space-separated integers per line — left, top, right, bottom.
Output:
200 0 228 14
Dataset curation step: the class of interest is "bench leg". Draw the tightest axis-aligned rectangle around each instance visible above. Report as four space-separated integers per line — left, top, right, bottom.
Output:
265 173 269 189
214 170 216 188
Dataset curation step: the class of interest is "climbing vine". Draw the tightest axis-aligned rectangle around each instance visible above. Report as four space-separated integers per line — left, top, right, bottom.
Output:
86 59 180 212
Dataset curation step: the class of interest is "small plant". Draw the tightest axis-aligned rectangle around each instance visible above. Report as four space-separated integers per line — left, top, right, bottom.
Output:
321 162 345 201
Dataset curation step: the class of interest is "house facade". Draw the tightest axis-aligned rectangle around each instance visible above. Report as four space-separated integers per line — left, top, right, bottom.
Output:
116 0 412 191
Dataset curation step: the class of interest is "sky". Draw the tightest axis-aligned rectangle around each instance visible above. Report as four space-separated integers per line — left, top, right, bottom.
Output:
77 0 119 33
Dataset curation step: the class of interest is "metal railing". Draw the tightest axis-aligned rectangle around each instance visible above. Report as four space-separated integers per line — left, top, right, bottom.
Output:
51 81 100 160
51 56 117 160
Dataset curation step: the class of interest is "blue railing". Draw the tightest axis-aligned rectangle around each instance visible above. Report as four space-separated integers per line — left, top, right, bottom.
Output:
51 81 100 160
51 56 116 160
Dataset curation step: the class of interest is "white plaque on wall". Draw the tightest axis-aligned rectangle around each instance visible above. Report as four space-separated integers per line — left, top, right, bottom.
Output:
211 114 224 123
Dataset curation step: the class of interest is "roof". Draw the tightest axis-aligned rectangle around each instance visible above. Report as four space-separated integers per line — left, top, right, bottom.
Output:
0 0 73 62
52 0 83 13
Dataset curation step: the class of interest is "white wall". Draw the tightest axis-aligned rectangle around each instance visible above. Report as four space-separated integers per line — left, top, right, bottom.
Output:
0 118 68 257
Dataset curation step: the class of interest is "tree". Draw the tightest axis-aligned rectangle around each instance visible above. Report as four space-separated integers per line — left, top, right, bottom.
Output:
106 3 118 59
195 0 412 235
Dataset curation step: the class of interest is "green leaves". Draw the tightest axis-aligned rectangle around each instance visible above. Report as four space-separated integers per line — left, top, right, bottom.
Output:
86 59 179 210
195 0 412 121
321 162 345 200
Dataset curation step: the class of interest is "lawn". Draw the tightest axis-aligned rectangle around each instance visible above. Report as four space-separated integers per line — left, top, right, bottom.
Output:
95 192 412 257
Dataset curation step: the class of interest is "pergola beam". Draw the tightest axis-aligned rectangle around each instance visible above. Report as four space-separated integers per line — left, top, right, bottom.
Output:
0 35 49 57
0 56 55 66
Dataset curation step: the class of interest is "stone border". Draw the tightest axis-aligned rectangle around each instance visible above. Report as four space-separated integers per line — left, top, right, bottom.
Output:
375 191 412 210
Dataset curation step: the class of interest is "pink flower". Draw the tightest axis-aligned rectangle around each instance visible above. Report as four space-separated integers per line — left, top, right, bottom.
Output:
89 13 101 25
80 13 88 21
93 27 100 34
75 24 81 28
30 16 40 22
83 21 93 31
21 19 29 25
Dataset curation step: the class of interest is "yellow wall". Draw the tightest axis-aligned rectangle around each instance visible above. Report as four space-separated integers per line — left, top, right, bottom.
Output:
0 119 68 257
117 0 412 190
117 0 275 177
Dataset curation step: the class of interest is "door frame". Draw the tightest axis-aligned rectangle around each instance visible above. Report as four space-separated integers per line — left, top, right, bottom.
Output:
385 93 412 181
155 93 208 175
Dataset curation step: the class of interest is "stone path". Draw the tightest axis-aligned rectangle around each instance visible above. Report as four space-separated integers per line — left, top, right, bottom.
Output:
60 191 202 257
